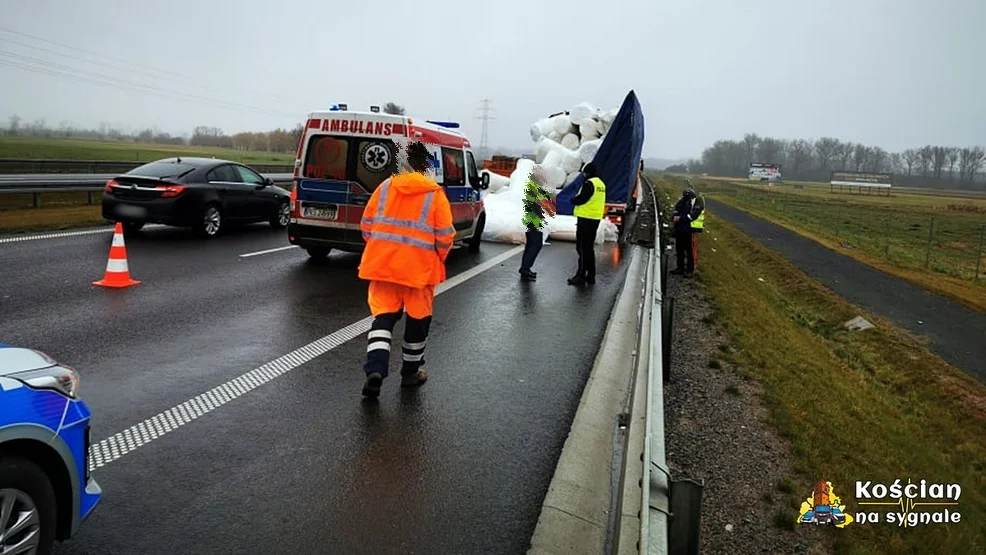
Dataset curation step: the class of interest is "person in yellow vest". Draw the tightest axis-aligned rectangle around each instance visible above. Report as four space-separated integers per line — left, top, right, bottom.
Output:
689 191 706 270
567 163 606 286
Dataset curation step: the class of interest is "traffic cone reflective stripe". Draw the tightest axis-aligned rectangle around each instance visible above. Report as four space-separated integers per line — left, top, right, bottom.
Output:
93 223 141 288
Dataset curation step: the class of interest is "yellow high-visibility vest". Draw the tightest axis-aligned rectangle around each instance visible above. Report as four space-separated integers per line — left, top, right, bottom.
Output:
573 177 606 220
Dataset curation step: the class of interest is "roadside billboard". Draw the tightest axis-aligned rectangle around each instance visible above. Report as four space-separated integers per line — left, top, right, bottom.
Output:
829 171 893 188
749 163 782 182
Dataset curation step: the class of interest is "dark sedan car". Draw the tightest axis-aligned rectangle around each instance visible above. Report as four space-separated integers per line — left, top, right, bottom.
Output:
101 157 291 238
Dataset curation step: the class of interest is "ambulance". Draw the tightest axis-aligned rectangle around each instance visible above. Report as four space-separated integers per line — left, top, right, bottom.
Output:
287 104 490 259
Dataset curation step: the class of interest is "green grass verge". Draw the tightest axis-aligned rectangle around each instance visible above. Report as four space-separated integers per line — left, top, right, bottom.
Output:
0 136 296 164
651 176 986 555
663 175 986 313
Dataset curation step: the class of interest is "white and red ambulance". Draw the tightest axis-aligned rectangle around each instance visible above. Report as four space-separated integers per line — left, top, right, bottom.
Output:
286 104 490 259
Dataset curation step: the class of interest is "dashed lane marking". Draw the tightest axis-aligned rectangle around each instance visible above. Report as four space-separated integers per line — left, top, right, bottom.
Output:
0 224 169 245
239 245 299 258
87 244 524 472
0 227 114 244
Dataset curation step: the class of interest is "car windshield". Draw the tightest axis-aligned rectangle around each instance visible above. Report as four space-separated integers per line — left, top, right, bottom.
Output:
126 160 197 180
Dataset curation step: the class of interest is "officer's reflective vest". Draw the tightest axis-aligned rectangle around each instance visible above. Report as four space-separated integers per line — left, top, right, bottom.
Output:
573 177 606 220
690 195 706 230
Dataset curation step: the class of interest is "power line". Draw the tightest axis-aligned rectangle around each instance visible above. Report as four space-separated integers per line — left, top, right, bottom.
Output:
474 98 496 159
0 50 299 119
0 35 297 106
0 26 298 106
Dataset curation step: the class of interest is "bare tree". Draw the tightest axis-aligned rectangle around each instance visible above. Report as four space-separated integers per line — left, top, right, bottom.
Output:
814 137 839 172
932 146 948 178
945 147 960 180
959 147 986 183
889 152 904 174
902 149 919 176
382 102 406 115
8 114 21 134
838 141 854 170
852 143 868 171
918 145 933 176
789 139 813 176
743 133 760 164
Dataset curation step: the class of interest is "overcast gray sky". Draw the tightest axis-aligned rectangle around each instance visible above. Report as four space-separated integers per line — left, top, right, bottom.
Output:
1 0 982 160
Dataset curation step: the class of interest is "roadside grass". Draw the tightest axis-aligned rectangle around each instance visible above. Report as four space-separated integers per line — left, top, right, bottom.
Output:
676 176 986 313
647 176 986 554
0 136 295 164
0 192 109 234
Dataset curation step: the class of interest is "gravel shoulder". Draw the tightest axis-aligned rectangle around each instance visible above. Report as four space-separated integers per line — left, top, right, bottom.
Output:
663 272 832 555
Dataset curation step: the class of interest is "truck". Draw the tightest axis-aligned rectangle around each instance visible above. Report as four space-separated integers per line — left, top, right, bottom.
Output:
286 104 490 259
553 90 645 235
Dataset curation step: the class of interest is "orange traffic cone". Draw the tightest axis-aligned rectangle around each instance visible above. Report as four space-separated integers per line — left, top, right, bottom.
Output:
93 223 141 288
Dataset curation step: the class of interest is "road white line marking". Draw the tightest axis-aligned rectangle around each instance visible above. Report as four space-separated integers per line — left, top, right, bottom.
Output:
0 224 171 245
239 245 299 258
0 227 114 244
87 244 523 472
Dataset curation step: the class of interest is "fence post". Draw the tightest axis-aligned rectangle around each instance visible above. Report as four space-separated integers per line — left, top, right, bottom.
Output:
924 215 935 270
976 225 985 280
884 215 890 257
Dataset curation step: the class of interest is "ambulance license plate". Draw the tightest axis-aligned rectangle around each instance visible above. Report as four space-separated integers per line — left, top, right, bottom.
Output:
303 205 337 219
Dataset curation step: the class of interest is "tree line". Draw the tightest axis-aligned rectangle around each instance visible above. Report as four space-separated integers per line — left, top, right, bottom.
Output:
1 103 408 156
668 133 986 191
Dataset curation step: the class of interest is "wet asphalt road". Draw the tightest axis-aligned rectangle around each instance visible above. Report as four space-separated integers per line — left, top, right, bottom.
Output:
0 223 631 555
708 200 986 383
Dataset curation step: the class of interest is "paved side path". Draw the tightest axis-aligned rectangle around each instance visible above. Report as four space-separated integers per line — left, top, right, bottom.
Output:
707 200 986 383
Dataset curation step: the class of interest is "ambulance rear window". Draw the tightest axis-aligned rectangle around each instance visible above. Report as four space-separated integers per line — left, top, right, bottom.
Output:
303 135 348 180
354 139 397 191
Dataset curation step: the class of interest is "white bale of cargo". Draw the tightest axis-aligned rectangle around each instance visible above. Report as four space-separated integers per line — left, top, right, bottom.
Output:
480 169 511 194
480 158 618 245
560 133 580 150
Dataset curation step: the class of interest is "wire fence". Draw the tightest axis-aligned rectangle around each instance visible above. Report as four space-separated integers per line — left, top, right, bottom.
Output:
696 179 986 284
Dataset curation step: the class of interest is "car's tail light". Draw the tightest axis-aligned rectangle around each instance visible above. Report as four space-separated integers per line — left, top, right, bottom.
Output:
156 185 186 197
104 179 119 193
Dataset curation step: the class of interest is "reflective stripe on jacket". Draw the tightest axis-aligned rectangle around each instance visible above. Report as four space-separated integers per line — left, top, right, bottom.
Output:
358 171 455 288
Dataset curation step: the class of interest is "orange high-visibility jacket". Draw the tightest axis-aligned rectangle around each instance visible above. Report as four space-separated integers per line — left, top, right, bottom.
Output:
358 171 455 288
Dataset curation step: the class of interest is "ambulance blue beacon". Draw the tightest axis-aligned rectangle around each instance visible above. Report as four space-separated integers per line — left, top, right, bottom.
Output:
0 342 101 555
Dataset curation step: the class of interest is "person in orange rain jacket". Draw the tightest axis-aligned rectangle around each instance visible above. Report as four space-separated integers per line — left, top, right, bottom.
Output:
357 140 455 398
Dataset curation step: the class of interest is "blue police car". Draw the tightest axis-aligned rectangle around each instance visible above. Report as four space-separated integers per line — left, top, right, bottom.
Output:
0 343 101 555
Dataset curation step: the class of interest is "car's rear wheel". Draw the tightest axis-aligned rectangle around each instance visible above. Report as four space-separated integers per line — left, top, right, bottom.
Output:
0 457 57 555
270 201 290 229
195 204 223 238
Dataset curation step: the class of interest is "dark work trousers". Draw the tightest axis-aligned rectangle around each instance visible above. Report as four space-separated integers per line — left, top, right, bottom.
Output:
363 310 433 378
675 230 695 273
520 227 544 272
575 217 601 281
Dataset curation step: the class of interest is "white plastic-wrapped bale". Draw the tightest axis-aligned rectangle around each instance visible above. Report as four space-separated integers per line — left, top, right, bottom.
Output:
600 109 617 124
578 120 601 140
562 149 582 174
535 136 566 164
560 133 580 150
480 169 511 194
569 102 598 125
547 130 561 142
550 114 573 136
579 139 602 163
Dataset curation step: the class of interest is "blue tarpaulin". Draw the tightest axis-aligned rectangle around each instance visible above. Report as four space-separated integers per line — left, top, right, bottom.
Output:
555 90 645 216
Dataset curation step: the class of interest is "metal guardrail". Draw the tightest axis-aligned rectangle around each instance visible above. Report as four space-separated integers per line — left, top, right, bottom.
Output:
0 173 295 207
0 158 294 175
615 174 703 555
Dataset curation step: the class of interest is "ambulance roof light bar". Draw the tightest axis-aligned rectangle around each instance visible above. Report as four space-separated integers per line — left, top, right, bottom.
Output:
426 120 460 129
329 103 348 111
